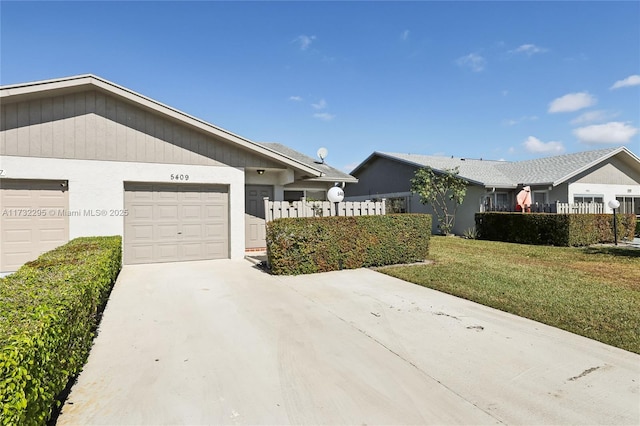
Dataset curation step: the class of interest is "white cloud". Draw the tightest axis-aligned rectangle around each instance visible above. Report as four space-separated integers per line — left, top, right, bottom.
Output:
294 35 316 51
523 136 565 154
311 98 327 110
573 121 639 144
313 112 335 121
548 92 596 113
570 110 618 125
456 53 486 72
610 75 640 90
509 44 548 56
288 96 302 102
401 30 410 41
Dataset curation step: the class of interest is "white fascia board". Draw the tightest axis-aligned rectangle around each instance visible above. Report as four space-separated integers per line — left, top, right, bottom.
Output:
304 176 359 183
0 74 323 178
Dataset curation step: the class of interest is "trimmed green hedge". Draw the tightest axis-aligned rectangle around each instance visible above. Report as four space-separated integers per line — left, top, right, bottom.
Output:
475 213 635 246
0 236 122 425
266 214 431 275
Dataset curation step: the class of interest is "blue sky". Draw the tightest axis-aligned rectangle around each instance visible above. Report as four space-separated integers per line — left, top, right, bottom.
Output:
2 1 639 172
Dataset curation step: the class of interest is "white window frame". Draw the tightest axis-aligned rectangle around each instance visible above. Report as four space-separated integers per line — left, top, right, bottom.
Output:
574 194 604 204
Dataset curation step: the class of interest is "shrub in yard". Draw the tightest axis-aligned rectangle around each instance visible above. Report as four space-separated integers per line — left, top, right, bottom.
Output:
475 213 635 246
636 219 640 237
0 236 122 425
266 214 431 275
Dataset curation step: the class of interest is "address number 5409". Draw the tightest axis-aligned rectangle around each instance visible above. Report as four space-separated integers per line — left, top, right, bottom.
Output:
170 174 189 181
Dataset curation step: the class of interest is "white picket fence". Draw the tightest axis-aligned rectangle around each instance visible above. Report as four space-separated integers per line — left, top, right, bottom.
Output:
556 202 604 214
264 197 386 222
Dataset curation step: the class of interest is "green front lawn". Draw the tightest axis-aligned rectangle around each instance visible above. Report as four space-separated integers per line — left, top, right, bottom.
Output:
380 236 640 354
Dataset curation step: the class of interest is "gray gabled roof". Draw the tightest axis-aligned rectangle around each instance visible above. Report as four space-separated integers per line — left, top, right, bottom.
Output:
258 143 358 183
494 147 625 185
354 146 639 188
374 152 515 187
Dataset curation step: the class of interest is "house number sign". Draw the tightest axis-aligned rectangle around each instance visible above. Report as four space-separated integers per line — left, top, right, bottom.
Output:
170 174 189 181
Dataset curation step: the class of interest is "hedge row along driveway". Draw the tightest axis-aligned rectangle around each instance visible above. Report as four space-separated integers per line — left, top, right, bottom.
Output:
266 214 431 275
0 236 122 425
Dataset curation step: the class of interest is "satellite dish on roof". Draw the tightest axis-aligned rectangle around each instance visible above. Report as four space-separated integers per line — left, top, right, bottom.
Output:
316 147 328 164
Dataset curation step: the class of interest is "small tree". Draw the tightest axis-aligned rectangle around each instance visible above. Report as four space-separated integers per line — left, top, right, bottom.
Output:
410 167 467 235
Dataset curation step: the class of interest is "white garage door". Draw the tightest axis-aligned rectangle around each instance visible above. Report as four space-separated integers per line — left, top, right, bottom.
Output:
0 179 69 272
124 183 229 265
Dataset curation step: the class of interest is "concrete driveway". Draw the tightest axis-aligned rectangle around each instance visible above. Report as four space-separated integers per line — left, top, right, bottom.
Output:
57 260 639 425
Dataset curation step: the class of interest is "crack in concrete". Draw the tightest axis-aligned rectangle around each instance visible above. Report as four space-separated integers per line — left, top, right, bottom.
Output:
568 365 603 382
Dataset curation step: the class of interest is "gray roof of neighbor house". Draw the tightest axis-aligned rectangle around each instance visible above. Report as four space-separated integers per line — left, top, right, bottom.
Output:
494 147 625 185
373 153 514 187
259 143 358 183
356 146 639 188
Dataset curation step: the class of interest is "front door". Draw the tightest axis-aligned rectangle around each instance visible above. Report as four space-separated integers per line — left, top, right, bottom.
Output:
245 185 273 250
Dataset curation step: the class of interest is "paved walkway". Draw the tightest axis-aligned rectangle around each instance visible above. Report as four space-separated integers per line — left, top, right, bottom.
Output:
57 260 640 425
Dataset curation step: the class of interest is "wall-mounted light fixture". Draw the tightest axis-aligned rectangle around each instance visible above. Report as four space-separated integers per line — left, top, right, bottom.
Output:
257 169 265 175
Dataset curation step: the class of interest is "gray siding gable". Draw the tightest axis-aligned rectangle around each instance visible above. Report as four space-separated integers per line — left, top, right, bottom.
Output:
345 156 418 197
1 89 283 168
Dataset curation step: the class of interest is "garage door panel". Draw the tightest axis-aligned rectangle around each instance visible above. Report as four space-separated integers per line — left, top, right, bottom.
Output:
4 229 32 242
157 224 180 239
182 243 204 258
205 223 226 238
131 205 153 220
204 242 226 258
40 228 66 242
131 225 154 240
156 244 180 261
124 182 228 265
157 191 179 201
1 179 69 272
181 223 203 239
206 205 225 219
182 205 202 220
157 205 179 220
127 245 154 263
182 191 203 200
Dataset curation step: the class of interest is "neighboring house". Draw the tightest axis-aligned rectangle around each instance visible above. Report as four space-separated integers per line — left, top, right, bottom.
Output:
345 147 640 235
0 75 356 273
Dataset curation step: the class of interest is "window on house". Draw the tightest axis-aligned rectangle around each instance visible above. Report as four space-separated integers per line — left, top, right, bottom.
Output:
306 190 326 201
532 191 547 205
283 190 327 202
616 196 640 215
496 193 509 208
283 191 304 202
574 195 604 204
385 197 408 213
